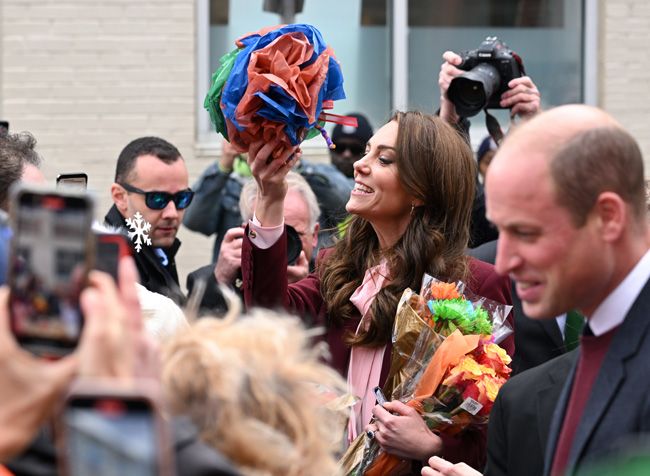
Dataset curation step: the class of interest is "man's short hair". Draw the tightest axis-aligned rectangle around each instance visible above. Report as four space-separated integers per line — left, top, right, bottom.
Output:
239 171 321 232
0 131 42 210
115 136 182 183
550 126 646 226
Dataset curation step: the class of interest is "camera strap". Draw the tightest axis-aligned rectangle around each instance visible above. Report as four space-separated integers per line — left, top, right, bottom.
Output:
484 52 525 146
484 109 505 145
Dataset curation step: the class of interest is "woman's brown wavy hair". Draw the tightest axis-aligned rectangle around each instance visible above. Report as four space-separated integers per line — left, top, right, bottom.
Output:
320 111 476 347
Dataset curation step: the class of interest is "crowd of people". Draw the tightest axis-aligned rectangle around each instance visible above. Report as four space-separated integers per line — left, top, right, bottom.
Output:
1 45 649 476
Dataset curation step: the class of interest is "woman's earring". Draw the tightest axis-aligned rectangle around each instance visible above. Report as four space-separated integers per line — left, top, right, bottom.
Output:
410 203 415 216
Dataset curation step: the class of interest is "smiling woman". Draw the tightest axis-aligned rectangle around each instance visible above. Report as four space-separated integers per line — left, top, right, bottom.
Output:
241 110 514 471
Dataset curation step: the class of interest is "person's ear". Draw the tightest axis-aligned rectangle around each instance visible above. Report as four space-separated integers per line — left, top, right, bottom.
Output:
593 191 626 243
311 223 320 249
111 183 129 216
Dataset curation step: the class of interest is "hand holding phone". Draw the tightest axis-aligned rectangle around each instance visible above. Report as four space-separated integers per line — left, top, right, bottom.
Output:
8 185 94 357
94 232 132 281
373 386 387 405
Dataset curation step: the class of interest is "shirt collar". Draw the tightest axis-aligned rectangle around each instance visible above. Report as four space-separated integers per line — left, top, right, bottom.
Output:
589 248 650 336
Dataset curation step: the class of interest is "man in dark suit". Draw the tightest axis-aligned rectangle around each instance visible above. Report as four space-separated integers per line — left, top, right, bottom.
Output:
486 105 650 476
424 105 650 476
484 350 576 476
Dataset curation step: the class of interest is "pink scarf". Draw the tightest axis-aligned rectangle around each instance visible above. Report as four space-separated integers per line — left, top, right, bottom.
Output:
347 260 390 442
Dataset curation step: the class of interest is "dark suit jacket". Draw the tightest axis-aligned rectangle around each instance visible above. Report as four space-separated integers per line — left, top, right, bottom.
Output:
104 205 185 305
485 350 577 476
543 277 650 476
468 239 567 374
242 227 514 469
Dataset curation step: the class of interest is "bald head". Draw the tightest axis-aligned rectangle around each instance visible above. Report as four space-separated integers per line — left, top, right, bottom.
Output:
488 105 645 226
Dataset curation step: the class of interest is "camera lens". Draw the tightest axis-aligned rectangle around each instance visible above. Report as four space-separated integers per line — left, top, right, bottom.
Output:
448 63 501 117
285 224 303 265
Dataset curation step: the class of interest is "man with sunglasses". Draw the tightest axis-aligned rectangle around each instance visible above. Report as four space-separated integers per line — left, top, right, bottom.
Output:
105 136 193 304
329 112 373 181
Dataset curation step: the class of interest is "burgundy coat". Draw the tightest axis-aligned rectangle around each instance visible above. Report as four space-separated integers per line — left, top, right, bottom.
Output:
242 227 513 469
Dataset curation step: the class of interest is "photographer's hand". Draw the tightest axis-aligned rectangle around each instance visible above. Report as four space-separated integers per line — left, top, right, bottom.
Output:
438 51 464 124
286 250 309 283
214 226 244 284
501 76 541 120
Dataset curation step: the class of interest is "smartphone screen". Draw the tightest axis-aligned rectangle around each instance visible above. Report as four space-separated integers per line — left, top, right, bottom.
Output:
57 173 88 192
9 188 94 356
94 233 132 281
62 396 160 476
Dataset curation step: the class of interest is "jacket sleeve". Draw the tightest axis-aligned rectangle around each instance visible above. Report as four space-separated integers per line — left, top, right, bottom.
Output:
241 225 326 320
183 163 230 236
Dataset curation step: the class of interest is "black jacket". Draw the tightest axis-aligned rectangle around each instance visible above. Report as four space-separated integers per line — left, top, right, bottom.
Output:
485 350 577 476
104 205 185 305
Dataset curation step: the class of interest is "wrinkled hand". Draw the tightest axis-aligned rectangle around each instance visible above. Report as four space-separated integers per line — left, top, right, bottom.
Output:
0 287 78 460
366 400 443 461
286 250 309 283
214 226 245 284
421 456 481 476
78 256 159 382
500 76 541 120
438 51 464 124
247 139 300 227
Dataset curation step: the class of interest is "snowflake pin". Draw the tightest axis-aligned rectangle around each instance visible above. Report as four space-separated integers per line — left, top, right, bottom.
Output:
125 211 152 253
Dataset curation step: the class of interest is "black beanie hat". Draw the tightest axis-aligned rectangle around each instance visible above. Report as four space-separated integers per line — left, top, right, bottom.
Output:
331 113 373 145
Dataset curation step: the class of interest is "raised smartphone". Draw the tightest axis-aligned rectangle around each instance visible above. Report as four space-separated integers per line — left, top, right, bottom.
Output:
8 185 94 357
56 173 88 192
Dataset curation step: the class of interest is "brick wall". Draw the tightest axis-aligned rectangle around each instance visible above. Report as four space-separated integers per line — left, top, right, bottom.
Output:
600 0 650 169
0 0 212 288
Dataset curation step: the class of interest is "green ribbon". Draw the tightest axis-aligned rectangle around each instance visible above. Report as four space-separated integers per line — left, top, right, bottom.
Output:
564 310 585 351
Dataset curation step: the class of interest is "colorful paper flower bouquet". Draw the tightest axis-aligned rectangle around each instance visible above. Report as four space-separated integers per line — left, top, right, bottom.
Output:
340 275 513 476
204 23 356 159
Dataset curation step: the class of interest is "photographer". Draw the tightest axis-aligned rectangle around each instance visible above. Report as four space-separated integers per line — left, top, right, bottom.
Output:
438 47 541 248
439 50 541 129
186 171 320 315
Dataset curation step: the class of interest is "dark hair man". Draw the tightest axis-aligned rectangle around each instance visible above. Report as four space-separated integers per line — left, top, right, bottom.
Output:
106 136 193 304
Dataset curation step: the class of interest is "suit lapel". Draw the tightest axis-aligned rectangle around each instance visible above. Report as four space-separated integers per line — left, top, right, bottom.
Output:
539 318 565 352
565 279 650 471
535 353 574 449
542 354 579 476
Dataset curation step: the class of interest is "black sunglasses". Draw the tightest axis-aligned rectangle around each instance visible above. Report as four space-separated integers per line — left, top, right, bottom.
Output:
334 143 365 156
119 182 194 210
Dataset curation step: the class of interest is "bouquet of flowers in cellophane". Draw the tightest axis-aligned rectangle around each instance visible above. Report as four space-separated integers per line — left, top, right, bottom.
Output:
339 275 513 476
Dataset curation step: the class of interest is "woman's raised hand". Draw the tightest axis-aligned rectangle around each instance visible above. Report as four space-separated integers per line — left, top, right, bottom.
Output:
247 138 300 227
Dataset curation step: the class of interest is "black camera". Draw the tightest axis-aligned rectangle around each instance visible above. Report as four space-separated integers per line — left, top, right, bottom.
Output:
447 37 524 118
285 224 303 266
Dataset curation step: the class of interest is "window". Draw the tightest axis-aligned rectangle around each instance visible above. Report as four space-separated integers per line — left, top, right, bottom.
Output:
198 0 593 147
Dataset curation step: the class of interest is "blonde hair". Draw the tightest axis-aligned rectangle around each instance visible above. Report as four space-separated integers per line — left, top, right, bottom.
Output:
162 307 346 476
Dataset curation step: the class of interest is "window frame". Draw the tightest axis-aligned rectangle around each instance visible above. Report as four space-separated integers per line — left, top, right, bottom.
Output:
195 0 598 150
